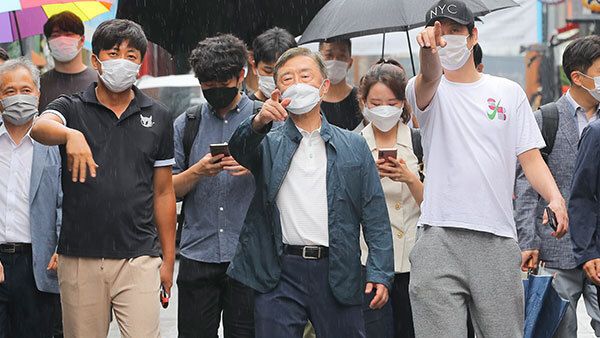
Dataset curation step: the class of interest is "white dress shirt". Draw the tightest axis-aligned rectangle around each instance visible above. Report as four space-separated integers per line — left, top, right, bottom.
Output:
276 126 329 246
0 123 33 244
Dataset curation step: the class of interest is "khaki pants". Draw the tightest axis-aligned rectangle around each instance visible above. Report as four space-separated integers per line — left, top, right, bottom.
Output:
57 255 162 338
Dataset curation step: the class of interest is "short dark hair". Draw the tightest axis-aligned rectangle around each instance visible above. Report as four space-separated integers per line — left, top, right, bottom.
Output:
92 19 147 59
319 39 352 56
252 27 297 66
189 34 248 83
563 35 600 83
473 43 482 67
43 11 84 39
0 48 8 61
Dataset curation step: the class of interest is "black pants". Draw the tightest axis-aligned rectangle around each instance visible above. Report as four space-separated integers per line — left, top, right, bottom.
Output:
390 273 415 338
177 257 254 338
0 251 58 338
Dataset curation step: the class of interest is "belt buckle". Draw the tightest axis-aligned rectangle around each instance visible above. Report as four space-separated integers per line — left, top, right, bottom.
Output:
3 243 16 254
302 246 320 260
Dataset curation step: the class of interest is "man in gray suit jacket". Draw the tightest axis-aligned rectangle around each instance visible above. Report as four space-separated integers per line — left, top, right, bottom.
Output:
0 58 62 337
515 35 600 338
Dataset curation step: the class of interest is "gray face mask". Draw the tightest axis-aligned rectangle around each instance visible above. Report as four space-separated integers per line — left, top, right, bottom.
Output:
0 94 38 126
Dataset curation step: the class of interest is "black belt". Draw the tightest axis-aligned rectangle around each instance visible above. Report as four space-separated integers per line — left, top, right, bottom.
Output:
284 245 328 259
0 243 32 254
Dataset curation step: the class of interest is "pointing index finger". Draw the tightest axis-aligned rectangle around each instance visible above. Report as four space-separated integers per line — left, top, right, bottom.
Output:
271 89 281 102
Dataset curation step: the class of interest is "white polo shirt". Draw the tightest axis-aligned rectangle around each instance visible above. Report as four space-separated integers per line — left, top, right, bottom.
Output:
276 126 329 246
406 74 545 239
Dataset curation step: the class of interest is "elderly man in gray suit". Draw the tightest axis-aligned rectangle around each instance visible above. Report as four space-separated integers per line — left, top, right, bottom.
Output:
0 58 62 337
515 35 600 338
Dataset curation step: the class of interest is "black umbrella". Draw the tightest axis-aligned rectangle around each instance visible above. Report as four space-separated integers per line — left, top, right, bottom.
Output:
117 0 328 56
298 0 519 75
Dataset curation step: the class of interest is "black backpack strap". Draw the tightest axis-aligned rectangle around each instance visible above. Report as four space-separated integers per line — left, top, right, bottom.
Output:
182 105 202 169
539 102 559 163
253 100 264 115
410 127 425 182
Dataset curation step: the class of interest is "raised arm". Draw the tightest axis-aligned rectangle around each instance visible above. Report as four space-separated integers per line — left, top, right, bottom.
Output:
414 21 445 111
32 113 98 183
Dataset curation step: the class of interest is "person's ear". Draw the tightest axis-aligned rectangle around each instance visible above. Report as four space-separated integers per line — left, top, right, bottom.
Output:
238 69 245 85
477 63 484 73
78 35 85 49
321 78 330 96
571 71 584 88
470 27 479 47
348 57 354 70
249 59 258 76
91 54 101 73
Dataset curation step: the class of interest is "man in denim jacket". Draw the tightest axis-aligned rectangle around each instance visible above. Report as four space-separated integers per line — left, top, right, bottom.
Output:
226 47 394 338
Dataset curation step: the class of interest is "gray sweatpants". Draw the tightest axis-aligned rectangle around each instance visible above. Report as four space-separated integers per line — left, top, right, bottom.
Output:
409 225 524 338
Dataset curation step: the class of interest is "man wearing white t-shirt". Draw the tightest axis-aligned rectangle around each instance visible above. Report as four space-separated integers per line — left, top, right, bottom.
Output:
406 1 568 337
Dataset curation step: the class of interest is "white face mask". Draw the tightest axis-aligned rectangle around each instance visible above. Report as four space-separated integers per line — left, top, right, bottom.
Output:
579 72 600 102
258 75 276 98
363 105 403 132
95 56 141 93
281 81 325 115
438 35 473 71
325 60 349 84
49 36 81 62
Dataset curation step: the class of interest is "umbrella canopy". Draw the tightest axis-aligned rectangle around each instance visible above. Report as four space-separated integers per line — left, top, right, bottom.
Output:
0 1 112 43
298 0 519 44
523 273 568 338
117 0 328 56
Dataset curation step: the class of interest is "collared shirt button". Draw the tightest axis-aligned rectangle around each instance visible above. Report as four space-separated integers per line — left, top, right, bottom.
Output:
397 231 404 239
219 229 224 233
395 202 402 210
224 120 228 124
219 207 224 211
236 108 240 112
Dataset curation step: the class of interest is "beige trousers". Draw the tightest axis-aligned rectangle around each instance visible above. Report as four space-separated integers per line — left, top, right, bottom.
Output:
57 255 162 338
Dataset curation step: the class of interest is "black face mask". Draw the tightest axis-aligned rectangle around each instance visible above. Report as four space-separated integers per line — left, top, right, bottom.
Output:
202 86 239 110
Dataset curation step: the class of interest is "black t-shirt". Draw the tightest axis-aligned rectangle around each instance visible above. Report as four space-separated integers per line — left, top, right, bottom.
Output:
321 87 362 130
39 68 97 111
44 83 174 259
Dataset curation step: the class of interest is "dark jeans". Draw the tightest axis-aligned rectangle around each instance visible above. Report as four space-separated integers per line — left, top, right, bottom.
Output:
0 251 58 338
177 257 254 338
255 254 365 338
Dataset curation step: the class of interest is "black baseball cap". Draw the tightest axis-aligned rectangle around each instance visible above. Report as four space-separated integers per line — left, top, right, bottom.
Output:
425 0 475 27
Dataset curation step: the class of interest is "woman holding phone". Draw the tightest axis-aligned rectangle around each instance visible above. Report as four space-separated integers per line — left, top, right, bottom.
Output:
358 60 423 338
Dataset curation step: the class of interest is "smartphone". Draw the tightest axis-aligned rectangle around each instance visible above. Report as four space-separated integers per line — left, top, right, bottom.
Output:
209 142 230 161
160 285 169 309
378 148 397 163
545 206 558 231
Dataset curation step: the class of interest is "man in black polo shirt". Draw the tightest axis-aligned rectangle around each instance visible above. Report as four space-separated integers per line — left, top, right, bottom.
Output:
31 19 176 337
